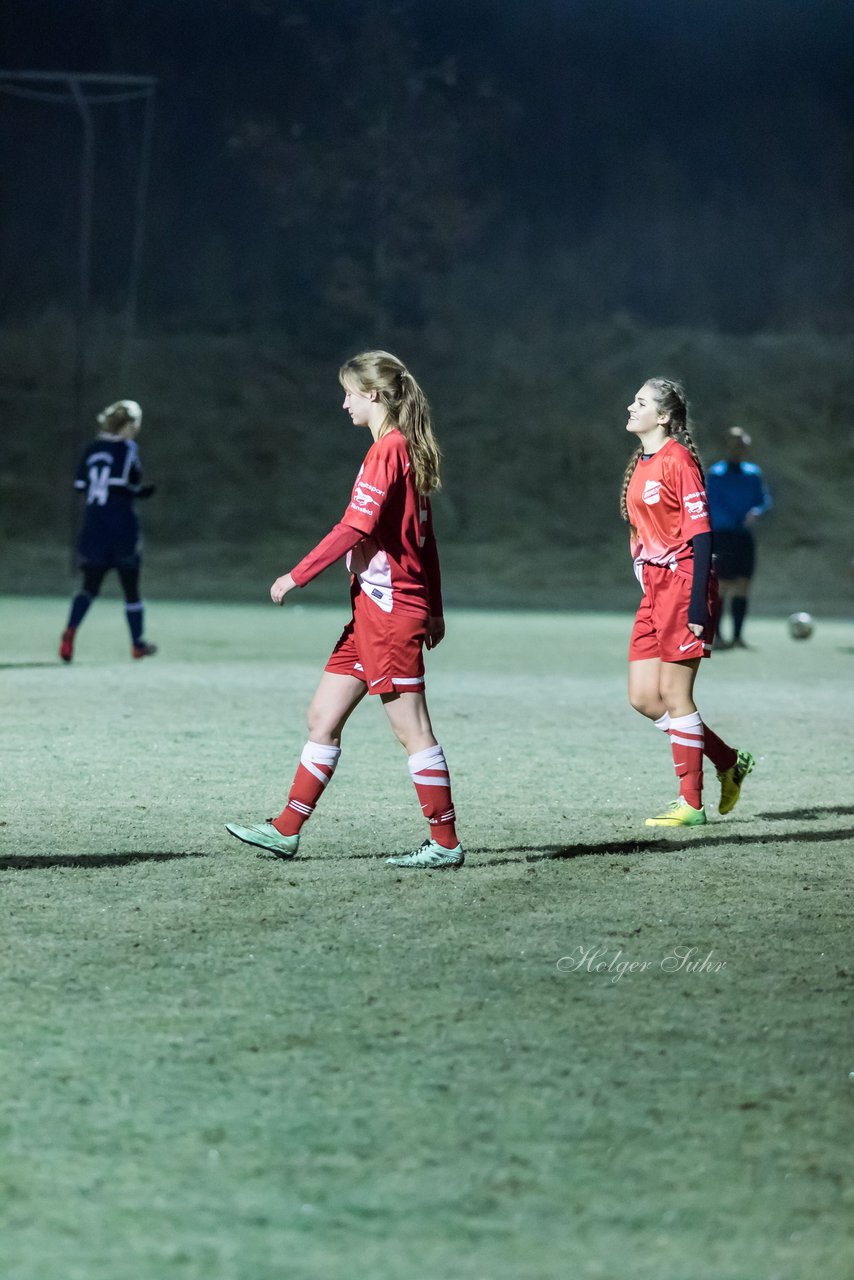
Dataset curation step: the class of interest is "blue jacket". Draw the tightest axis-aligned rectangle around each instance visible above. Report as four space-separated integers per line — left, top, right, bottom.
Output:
706 460 771 532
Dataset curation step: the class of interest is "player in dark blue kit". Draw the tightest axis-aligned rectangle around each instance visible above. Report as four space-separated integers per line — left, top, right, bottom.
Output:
59 399 158 663
706 426 771 649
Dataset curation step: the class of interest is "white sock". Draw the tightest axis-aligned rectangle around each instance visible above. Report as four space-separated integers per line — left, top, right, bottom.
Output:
407 743 448 781
301 740 341 785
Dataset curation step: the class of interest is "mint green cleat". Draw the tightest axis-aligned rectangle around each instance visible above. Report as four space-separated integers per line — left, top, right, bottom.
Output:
716 749 755 815
225 821 300 859
386 837 465 869
645 798 707 827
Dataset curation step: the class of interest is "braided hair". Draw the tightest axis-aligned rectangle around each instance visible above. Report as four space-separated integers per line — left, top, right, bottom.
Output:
619 378 703 522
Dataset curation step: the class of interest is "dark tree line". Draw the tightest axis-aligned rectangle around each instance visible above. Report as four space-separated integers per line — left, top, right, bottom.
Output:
0 0 852 335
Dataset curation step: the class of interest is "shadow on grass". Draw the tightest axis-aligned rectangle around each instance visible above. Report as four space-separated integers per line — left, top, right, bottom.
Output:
354 822 854 867
0 851 209 871
756 804 854 820
462 825 854 866
0 662 63 670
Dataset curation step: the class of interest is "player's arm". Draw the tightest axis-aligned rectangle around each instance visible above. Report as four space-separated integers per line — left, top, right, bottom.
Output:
290 522 364 587
671 455 713 635
687 532 712 634
74 448 89 492
271 522 364 604
271 441 395 605
628 530 645 590
746 471 771 523
421 504 445 648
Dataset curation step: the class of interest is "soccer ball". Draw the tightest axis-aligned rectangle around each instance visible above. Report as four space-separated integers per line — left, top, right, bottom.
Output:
788 611 814 640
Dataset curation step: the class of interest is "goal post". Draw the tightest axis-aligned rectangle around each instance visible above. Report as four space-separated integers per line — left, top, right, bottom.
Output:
0 71 157 434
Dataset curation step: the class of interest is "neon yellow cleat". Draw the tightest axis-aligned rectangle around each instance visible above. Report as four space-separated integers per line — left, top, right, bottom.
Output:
716 749 755 815
645 798 707 827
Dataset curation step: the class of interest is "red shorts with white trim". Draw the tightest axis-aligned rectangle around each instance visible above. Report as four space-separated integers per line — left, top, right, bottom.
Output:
629 563 719 664
324 586 427 695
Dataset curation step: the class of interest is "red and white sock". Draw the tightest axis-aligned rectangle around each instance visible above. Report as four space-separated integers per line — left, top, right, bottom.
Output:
654 710 736 774
272 741 341 837
668 712 704 809
700 722 737 772
408 744 458 849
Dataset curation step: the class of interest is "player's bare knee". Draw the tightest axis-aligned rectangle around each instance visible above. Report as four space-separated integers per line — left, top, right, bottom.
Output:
629 691 658 718
305 706 342 745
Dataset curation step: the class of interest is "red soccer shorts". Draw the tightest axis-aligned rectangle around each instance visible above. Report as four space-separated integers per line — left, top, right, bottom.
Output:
325 586 427 695
629 562 718 664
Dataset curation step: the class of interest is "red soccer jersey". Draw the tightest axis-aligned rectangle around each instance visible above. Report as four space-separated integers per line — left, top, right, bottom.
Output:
340 428 441 618
626 439 711 568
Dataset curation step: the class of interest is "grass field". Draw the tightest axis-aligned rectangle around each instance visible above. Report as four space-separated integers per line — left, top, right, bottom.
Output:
1 595 852 1280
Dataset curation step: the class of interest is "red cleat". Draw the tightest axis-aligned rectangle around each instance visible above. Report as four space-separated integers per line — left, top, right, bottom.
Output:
59 628 76 663
132 641 158 659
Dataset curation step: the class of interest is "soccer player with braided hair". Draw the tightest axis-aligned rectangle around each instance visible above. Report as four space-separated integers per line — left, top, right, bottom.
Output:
227 351 463 868
621 378 754 826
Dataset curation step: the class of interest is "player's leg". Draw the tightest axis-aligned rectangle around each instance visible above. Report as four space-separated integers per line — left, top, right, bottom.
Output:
715 578 734 647
649 651 752 817
645 570 709 823
632 575 751 817
659 657 704 808
226 671 366 859
632 665 739 779
275 670 366 829
118 560 156 658
628 656 665 720
382 690 462 865
729 575 751 647
648 661 753 819
60 564 106 662
645 658 707 825
627 584 702 824
357 603 462 869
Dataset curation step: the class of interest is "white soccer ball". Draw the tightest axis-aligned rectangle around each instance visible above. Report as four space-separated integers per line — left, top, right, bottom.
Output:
788 611 814 640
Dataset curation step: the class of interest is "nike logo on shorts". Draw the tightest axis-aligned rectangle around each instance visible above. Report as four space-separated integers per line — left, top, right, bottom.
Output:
679 639 700 651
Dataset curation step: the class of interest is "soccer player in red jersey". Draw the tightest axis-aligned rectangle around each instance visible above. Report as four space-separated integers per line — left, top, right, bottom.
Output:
227 351 463 868
621 378 754 826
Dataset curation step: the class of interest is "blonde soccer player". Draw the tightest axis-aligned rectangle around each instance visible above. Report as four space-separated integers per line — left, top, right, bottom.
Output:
226 351 463 869
59 399 157 663
621 377 754 826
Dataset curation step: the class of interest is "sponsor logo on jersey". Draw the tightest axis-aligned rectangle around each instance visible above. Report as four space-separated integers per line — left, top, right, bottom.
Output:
642 479 661 505
351 482 383 512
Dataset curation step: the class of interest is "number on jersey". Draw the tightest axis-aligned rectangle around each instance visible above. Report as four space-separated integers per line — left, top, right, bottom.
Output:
87 464 111 506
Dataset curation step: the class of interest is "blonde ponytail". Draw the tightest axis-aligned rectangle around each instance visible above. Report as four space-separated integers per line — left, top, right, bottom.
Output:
339 351 442 493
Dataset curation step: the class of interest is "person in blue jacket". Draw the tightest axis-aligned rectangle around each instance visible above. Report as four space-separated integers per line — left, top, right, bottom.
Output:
706 427 771 649
59 399 158 663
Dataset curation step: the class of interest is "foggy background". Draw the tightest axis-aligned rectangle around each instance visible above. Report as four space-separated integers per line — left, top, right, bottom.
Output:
1 0 851 611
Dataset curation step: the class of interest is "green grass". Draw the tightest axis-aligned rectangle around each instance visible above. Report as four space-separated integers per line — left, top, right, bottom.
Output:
1 596 852 1280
